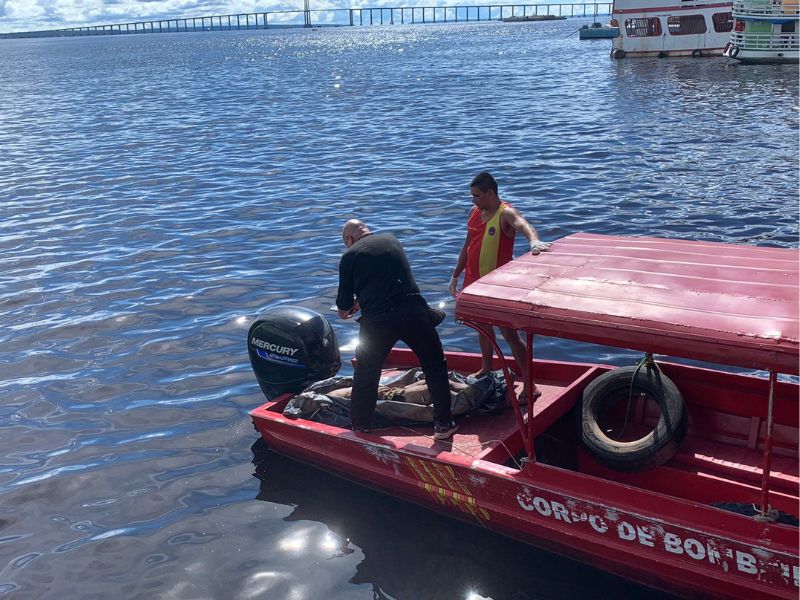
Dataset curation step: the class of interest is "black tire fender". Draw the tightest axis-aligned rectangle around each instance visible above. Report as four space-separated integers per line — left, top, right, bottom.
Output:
729 46 740 58
692 48 703 58
580 365 687 472
611 48 626 59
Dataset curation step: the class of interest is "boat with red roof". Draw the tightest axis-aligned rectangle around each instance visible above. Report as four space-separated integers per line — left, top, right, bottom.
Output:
249 233 799 599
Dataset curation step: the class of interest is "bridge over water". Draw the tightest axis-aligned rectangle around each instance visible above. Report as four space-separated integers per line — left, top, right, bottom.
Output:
0 2 612 39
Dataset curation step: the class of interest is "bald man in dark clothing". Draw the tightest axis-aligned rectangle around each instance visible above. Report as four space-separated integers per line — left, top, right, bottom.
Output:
336 219 457 440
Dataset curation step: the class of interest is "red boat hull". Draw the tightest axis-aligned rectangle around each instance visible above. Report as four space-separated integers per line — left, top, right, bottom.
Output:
250 352 799 600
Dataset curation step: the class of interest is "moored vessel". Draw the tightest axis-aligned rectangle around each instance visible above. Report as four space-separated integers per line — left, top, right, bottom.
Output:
249 233 799 599
610 0 734 57
724 0 799 62
502 14 567 22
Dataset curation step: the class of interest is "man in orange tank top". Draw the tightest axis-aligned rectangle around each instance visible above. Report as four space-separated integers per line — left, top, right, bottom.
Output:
449 172 550 401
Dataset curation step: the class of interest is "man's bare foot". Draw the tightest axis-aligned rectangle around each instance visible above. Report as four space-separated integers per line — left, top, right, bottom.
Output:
518 387 542 404
469 369 492 379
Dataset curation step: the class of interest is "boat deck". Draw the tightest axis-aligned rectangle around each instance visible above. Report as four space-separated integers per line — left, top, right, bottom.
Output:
357 401 520 461
334 355 800 515
359 357 598 463
674 437 799 493
255 347 799 515
369 378 799 494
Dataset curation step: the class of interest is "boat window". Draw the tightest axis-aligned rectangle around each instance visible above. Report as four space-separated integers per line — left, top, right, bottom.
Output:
624 17 663 37
667 14 708 35
712 12 734 33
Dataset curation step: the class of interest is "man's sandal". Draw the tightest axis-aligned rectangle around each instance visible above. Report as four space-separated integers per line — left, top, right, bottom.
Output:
518 388 542 404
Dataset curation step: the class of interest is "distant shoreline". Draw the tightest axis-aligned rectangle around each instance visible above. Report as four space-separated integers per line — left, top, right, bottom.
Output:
0 3 611 39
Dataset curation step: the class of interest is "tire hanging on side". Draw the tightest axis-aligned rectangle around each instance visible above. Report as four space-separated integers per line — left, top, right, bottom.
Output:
580 364 688 472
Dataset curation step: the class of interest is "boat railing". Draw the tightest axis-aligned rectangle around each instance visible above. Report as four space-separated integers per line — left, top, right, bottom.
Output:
730 29 800 48
667 0 732 5
732 0 800 17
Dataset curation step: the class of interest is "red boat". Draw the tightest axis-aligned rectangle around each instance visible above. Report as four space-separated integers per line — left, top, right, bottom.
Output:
249 233 799 599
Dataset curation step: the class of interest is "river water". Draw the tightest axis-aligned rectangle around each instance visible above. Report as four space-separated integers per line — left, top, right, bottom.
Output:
0 18 797 600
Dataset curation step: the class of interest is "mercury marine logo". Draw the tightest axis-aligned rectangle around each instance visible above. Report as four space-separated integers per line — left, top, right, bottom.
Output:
250 337 299 357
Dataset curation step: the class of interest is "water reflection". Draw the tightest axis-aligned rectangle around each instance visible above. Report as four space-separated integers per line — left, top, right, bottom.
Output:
251 439 676 600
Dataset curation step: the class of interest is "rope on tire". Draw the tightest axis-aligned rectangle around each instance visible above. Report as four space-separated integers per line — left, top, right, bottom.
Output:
620 352 660 438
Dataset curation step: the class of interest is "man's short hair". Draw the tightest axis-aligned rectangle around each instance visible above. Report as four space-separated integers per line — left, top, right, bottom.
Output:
470 171 498 194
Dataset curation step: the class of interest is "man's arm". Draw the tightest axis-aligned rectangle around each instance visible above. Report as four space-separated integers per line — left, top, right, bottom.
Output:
449 227 471 298
501 206 550 255
335 255 356 319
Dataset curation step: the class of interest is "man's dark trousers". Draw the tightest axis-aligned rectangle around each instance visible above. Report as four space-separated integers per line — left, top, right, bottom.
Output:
350 312 452 430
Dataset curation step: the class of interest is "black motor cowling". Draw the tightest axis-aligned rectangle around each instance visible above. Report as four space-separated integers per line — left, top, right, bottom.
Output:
248 306 341 401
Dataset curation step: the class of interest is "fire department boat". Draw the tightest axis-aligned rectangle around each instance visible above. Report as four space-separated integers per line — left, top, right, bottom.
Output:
248 233 799 599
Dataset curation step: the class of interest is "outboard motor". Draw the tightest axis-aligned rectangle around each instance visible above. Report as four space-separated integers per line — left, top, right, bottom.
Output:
248 305 341 401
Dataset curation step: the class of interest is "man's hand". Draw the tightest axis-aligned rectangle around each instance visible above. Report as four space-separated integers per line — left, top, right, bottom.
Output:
337 300 360 320
449 276 460 298
529 240 551 256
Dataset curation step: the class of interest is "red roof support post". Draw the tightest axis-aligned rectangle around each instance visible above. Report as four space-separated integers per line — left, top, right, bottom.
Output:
757 370 778 522
525 331 536 464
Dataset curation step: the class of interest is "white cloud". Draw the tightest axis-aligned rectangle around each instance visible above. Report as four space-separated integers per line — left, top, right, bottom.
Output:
1 0 305 31
6 0 46 21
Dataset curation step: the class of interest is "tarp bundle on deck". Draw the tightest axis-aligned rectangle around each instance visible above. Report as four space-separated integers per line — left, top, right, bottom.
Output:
283 368 508 429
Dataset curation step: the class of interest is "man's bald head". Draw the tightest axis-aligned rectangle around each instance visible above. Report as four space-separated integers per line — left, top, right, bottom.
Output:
342 219 371 248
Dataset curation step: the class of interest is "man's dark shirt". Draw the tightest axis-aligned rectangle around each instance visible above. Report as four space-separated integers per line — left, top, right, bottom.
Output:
336 232 426 320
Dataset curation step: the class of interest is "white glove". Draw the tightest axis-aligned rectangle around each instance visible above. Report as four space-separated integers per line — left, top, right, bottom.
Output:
529 240 551 255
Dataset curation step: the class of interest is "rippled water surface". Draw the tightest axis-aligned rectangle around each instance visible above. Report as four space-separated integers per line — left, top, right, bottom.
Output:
0 19 797 600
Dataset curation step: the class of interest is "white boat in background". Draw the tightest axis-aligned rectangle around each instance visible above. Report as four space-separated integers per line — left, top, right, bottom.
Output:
724 0 799 62
610 0 734 58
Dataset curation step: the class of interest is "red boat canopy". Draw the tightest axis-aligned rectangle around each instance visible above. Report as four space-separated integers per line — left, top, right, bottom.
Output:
455 233 799 375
